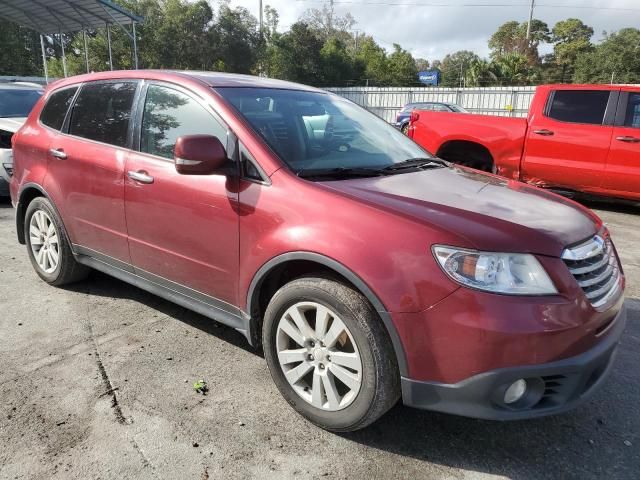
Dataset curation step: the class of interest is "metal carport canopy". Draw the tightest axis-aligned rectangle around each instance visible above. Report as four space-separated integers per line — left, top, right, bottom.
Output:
0 0 143 80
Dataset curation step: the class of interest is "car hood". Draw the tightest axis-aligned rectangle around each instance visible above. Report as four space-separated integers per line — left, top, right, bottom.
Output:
0 117 27 133
320 166 600 257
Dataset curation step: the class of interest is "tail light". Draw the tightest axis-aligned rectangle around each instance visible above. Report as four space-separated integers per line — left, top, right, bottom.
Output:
407 111 420 138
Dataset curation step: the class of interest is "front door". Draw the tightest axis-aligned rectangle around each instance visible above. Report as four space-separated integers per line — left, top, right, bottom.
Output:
604 90 640 200
521 88 617 193
124 83 240 307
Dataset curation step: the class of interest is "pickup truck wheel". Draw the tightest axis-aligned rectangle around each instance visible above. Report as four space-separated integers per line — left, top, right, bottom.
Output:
24 197 89 286
262 276 400 432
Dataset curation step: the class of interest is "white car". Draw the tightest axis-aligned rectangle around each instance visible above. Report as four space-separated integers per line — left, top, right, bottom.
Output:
0 83 44 196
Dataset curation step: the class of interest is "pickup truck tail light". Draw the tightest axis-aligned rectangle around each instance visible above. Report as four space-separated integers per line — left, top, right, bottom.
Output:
407 112 419 138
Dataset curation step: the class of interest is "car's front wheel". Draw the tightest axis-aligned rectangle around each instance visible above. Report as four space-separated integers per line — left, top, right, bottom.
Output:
24 197 89 286
263 276 400 431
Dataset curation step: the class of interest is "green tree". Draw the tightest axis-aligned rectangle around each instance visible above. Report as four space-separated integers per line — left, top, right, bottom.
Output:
265 22 324 84
355 35 389 86
574 28 640 84
215 4 260 73
551 18 594 82
438 50 480 87
320 38 359 86
489 19 549 65
493 52 538 85
386 44 418 86
0 19 42 76
466 59 498 86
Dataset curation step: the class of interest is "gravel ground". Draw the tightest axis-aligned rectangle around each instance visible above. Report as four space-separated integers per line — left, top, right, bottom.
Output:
0 196 638 480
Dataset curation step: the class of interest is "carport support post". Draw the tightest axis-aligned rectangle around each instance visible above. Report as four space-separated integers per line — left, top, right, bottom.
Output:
132 21 138 69
40 35 49 83
83 30 90 73
106 24 113 70
60 32 68 78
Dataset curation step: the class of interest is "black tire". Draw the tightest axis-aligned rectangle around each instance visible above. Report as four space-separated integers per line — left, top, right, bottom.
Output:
24 197 90 286
401 123 409 135
262 276 400 432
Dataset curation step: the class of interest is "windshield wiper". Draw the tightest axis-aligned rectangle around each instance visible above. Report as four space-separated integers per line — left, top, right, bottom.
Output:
382 157 448 171
297 167 387 179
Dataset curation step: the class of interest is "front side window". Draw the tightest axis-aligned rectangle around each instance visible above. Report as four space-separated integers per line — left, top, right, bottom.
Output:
140 85 227 159
624 93 640 128
216 87 430 174
547 90 610 125
69 82 137 147
40 87 76 130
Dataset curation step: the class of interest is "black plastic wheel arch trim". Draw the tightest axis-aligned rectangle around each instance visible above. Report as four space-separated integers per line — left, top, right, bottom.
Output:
246 251 409 376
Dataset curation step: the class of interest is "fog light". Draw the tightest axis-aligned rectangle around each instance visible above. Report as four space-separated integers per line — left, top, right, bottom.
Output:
504 379 527 404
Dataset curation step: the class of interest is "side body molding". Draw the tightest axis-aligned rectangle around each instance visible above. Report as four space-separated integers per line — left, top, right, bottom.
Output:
247 252 409 376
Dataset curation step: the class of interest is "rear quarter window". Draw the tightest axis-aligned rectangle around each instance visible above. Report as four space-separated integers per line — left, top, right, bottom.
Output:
40 87 78 131
547 90 610 125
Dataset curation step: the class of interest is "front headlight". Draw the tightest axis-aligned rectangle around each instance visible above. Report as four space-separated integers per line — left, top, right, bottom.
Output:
432 246 558 295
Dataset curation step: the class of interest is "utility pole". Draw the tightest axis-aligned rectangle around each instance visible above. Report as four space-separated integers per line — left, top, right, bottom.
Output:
526 0 535 40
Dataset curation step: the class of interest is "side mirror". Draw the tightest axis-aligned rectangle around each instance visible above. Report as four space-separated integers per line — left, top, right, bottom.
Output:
174 134 227 175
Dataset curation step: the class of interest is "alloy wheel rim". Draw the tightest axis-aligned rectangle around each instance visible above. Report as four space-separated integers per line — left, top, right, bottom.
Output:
29 210 60 274
276 301 363 411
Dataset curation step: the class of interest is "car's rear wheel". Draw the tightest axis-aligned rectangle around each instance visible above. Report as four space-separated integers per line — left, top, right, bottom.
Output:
401 123 409 135
24 197 89 286
263 276 400 431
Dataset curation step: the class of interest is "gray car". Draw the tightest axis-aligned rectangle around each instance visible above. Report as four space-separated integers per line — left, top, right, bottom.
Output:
0 83 44 196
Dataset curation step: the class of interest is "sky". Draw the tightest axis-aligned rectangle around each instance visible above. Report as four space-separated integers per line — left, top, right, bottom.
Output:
228 0 640 61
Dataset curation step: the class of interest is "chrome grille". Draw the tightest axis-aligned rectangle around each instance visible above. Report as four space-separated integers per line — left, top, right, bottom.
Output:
562 235 622 310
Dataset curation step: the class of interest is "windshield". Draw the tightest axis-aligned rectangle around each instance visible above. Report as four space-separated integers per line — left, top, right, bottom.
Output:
0 88 43 118
216 87 431 174
450 105 468 113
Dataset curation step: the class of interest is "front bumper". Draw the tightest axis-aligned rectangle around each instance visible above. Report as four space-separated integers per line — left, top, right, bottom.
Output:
401 303 626 420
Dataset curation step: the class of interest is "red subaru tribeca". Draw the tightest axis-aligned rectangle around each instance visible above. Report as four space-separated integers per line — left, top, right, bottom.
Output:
10 71 626 431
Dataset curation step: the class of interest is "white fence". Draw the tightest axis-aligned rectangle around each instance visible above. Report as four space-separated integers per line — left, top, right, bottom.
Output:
326 86 536 123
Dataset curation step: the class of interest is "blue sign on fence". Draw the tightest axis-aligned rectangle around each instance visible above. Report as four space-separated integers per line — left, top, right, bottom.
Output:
418 70 440 86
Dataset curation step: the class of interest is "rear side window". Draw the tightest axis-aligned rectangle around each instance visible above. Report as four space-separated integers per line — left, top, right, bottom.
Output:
624 93 640 128
69 82 137 147
547 90 610 125
140 85 227 159
40 87 77 131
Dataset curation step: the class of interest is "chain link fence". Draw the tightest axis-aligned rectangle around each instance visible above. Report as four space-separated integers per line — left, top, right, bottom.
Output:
326 86 536 123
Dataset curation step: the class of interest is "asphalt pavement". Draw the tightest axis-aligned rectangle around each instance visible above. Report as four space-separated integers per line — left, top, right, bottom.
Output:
0 196 638 480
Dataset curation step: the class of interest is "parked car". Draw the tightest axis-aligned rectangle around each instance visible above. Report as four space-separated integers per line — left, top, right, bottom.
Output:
408 84 640 201
395 102 467 134
11 71 626 431
0 83 43 196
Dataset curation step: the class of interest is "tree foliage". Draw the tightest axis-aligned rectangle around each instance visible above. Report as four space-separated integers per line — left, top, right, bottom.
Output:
574 28 640 84
4 0 640 87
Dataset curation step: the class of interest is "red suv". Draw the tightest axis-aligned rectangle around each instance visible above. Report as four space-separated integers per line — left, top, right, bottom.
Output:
10 71 626 431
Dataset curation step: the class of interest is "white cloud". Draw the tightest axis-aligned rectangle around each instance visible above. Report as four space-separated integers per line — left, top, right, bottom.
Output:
228 0 640 61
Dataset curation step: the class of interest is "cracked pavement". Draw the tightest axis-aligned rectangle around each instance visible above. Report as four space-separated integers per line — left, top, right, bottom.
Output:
0 197 639 480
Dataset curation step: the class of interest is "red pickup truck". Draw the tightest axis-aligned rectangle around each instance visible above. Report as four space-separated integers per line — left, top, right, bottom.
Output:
408 84 640 201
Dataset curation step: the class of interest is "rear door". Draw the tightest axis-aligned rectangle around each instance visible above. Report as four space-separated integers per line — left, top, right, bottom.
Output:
45 80 138 266
603 90 640 200
521 88 618 192
124 82 240 307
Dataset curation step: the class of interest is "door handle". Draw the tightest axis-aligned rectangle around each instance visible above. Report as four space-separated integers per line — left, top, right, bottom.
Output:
616 135 640 143
49 148 67 159
533 129 554 136
127 170 154 184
